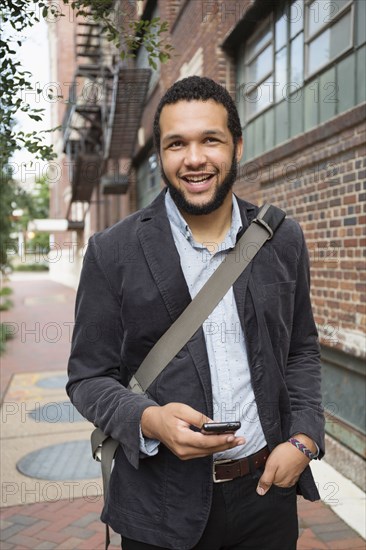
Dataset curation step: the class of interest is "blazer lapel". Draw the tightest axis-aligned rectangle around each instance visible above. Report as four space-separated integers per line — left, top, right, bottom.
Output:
136 190 192 322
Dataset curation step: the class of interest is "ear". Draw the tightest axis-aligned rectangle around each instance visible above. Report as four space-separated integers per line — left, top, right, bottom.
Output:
235 136 244 163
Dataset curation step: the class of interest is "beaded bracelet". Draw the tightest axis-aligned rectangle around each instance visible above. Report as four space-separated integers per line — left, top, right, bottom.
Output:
288 437 317 460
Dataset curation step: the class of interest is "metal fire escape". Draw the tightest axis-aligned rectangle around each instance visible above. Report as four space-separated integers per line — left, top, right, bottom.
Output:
62 13 151 223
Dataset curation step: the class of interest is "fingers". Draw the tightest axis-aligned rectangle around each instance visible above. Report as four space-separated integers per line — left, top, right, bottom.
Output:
256 462 276 496
159 403 246 460
175 434 246 460
193 431 245 453
173 417 246 459
170 402 211 429
255 446 297 495
142 403 209 440
174 403 245 455
256 479 272 496
255 442 309 495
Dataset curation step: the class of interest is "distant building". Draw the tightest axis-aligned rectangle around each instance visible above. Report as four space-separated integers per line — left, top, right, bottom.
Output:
48 0 366 487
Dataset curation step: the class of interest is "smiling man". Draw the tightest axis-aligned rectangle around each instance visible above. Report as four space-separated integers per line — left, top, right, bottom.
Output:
158 99 242 248
67 76 324 550
160 100 240 212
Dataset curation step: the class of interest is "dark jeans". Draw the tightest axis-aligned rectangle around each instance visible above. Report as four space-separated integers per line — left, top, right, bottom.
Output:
121 468 298 550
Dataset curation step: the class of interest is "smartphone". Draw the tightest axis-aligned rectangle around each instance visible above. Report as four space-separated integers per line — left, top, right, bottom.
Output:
201 421 241 434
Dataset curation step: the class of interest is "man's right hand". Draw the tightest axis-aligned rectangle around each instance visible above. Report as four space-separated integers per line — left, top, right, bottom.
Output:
141 403 245 460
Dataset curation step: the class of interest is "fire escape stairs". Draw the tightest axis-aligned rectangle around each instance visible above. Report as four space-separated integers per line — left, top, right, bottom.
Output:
63 17 107 212
63 14 152 220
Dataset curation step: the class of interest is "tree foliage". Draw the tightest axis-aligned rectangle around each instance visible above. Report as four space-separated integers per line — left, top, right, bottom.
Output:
0 164 51 272
1 1 58 163
63 1 173 69
14 176 51 252
14 176 49 227
0 0 172 271
0 0 172 163
0 164 16 272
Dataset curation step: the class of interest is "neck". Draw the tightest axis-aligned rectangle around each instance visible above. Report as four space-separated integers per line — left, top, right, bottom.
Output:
179 193 233 245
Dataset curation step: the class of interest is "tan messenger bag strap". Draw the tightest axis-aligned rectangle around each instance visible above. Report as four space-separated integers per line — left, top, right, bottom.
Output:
90 203 286 549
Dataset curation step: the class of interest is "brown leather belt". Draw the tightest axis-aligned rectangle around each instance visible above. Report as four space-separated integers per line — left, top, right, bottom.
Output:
213 446 270 483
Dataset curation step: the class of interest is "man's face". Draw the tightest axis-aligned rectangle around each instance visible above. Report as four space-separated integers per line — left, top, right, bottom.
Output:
159 99 243 215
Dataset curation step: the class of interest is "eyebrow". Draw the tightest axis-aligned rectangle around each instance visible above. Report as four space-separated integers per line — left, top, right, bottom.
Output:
162 133 183 145
162 129 227 145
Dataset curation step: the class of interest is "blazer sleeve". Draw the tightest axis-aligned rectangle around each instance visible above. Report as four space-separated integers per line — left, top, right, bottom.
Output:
66 235 158 469
285 226 325 457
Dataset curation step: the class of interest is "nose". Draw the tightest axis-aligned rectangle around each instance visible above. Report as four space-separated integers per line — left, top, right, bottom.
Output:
183 143 207 169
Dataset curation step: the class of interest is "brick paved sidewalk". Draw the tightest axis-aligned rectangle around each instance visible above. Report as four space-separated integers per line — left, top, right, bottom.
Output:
1 275 365 549
1 497 365 549
1 274 77 400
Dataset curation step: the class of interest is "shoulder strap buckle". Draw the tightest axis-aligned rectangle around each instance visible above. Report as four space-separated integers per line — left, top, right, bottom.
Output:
252 203 286 241
252 217 274 240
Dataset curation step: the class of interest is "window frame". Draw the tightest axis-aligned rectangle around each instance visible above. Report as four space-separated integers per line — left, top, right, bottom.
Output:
242 15 275 122
235 0 361 160
304 0 355 78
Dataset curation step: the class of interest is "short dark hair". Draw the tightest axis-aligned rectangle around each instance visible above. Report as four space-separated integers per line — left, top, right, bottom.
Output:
153 76 242 153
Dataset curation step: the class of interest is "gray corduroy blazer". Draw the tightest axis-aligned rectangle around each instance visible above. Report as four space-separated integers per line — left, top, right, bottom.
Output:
66 189 325 549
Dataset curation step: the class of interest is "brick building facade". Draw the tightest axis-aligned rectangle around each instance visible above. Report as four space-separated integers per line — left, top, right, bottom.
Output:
48 0 366 486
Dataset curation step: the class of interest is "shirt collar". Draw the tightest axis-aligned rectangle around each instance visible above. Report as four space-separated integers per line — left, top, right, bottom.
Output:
165 189 243 250
165 190 191 240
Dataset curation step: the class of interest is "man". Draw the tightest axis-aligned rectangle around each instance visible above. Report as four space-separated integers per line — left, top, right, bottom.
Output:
67 76 325 550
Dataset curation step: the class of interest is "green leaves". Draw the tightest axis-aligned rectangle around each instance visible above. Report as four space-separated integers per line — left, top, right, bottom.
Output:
1 0 56 162
1 0 174 168
125 16 173 69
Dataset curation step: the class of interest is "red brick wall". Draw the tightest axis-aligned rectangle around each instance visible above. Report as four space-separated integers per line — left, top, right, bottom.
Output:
234 107 366 358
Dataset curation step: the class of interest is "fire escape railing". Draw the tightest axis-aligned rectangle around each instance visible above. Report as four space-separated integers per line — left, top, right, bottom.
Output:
62 11 151 223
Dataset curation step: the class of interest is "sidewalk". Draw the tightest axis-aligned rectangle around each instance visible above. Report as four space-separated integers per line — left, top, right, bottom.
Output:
1 273 365 550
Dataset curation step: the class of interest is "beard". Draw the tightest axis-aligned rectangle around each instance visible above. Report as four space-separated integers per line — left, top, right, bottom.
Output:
161 152 238 216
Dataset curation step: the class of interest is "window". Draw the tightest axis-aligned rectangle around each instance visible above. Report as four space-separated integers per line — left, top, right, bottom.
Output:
241 2 305 122
306 0 354 76
286 0 304 87
236 0 364 160
179 48 203 79
243 20 274 119
136 151 161 209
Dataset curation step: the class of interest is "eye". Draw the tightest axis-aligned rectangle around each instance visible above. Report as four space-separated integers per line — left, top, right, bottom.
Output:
204 137 218 143
168 141 183 149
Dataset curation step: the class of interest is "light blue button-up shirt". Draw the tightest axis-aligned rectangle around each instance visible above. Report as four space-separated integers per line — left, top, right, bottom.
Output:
163 190 267 460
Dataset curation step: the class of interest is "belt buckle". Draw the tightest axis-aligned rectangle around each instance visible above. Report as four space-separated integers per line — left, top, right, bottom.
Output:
213 458 233 483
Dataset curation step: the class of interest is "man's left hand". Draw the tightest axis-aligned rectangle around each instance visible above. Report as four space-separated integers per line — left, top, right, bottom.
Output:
256 441 311 496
